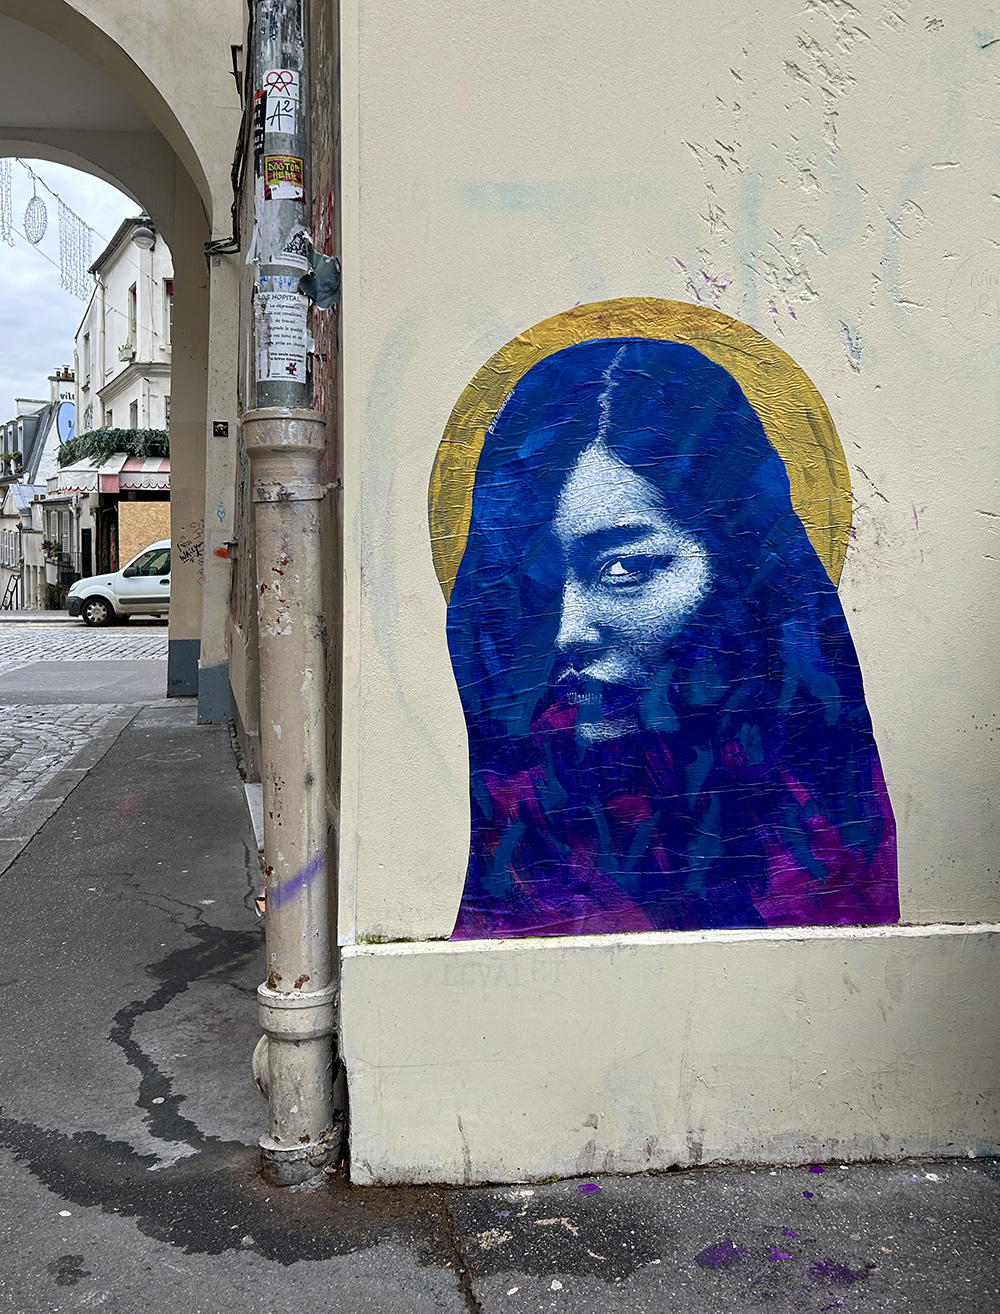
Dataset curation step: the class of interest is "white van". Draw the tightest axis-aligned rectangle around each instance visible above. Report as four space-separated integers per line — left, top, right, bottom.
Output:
66 539 171 626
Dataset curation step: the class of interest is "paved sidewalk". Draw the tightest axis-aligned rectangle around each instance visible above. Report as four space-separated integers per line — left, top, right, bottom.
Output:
0 626 168 876
0 652 997 1311
0 610 76 624
0 611 166 626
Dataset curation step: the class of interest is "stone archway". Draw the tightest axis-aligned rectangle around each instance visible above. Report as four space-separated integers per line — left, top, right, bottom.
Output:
0 0 243 699
0 0 243 224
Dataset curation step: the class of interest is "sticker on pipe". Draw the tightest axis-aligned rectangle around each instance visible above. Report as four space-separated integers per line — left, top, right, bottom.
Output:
267 226 311 273
263 155 304 201
263 68 300 101
255 287 308 382
252 96 267 175
266 97 297 134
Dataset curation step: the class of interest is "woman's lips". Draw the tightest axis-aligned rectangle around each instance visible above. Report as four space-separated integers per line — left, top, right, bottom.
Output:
556 671 642 722
557 668 640 697
543 675 642 743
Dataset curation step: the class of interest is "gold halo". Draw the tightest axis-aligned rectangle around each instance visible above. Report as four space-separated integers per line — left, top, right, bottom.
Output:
429 298 852 600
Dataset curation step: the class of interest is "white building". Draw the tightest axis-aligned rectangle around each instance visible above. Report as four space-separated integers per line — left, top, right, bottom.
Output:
0 484 45 609
74 216 173 436
0 369 74 483
0 368 77 610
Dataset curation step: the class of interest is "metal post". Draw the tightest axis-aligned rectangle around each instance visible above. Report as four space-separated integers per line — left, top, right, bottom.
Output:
254 0 312 412
246 0 340 1184
246 409 338 1183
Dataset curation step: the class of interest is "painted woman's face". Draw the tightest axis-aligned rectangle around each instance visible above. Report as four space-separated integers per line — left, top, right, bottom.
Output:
552 442 712 741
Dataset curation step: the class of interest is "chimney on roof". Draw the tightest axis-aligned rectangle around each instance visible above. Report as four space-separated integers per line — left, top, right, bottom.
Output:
50 367 75 404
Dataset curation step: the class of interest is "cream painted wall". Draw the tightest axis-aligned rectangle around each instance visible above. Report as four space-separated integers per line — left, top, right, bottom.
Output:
199 253 241 676
339 0 1000 943
168 163 209 657
343 924 1000 1185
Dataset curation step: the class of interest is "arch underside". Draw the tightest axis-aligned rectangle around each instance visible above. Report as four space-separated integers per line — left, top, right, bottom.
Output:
0 134 176 250
0 2 242 233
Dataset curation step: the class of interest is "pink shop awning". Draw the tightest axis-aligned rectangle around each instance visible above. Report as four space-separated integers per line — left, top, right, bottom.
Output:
101 455 170 494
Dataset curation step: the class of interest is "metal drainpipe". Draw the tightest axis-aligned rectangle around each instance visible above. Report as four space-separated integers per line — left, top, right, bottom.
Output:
244 0 340 1184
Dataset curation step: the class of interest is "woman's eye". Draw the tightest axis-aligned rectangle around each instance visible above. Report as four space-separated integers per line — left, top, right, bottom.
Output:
597 556 657 587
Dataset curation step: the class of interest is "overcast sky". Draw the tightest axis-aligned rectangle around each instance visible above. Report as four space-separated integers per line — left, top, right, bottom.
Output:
0 160 138 421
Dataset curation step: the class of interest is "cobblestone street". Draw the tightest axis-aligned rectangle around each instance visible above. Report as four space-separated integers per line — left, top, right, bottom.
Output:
0 620 170 872
0 703 131 814
0 622 167 677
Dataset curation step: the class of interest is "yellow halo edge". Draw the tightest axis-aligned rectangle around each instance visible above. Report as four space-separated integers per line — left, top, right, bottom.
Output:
429 298 852 602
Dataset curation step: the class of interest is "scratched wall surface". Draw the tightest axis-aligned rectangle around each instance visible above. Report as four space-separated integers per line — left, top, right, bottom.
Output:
338 0 1000 943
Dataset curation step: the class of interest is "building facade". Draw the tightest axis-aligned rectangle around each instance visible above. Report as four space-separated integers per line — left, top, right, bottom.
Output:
0 368 76 608
0 368 73 481
232 0 1000 1185
74 217 173 437
0 0 996 1191
0 483 44 608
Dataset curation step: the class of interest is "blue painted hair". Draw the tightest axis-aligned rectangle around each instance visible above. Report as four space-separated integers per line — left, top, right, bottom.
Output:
447 338 897 937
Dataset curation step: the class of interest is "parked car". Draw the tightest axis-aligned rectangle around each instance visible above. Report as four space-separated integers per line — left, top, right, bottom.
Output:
66 540 171 626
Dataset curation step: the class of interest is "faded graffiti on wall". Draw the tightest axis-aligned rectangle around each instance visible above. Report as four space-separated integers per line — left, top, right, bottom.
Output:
429 299 898 940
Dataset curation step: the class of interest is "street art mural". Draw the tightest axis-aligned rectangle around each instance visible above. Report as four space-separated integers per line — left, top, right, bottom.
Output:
429 300 898 939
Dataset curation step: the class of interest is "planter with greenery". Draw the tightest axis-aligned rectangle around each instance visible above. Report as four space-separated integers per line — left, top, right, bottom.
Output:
57 427 169 469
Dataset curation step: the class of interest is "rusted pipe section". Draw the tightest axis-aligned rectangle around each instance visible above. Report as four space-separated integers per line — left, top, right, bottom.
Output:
245 406 339 1184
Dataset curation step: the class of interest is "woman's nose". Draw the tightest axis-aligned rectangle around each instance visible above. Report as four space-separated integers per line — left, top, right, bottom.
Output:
555 574 601 654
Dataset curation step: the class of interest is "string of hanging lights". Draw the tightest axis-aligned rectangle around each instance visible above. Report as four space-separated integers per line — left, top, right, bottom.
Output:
24 191 47 245
0 159 95 300
58 199 93 301
0 158 13 247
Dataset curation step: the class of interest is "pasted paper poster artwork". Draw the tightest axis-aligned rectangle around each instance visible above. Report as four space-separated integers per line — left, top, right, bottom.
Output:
429 299 898 940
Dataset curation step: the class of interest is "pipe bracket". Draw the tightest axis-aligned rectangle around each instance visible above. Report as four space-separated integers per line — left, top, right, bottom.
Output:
253 480 331 503
259 1125 344 1185
258 981 337 1042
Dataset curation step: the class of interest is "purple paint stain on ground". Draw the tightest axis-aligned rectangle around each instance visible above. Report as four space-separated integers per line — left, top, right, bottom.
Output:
809 1260 866 1287
695 1242 749 1269
782 1228 797 1237
809 1164 825 1173
768 1246 791 1261
803 1191 814 1198
578 1183 599 1194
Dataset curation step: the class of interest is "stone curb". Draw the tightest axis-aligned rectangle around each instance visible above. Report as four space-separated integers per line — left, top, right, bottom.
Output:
0 613 77 624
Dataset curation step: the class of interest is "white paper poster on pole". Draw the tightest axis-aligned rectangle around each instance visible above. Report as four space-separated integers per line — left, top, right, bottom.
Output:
256 281 308 383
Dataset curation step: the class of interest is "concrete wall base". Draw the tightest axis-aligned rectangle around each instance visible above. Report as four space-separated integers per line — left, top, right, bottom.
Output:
341 923 1000 1185
167 638 200 697
232 699 260 784
197 658 234 724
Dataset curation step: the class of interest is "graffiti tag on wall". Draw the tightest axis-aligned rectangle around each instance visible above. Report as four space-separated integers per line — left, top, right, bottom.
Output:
176 518 205 586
